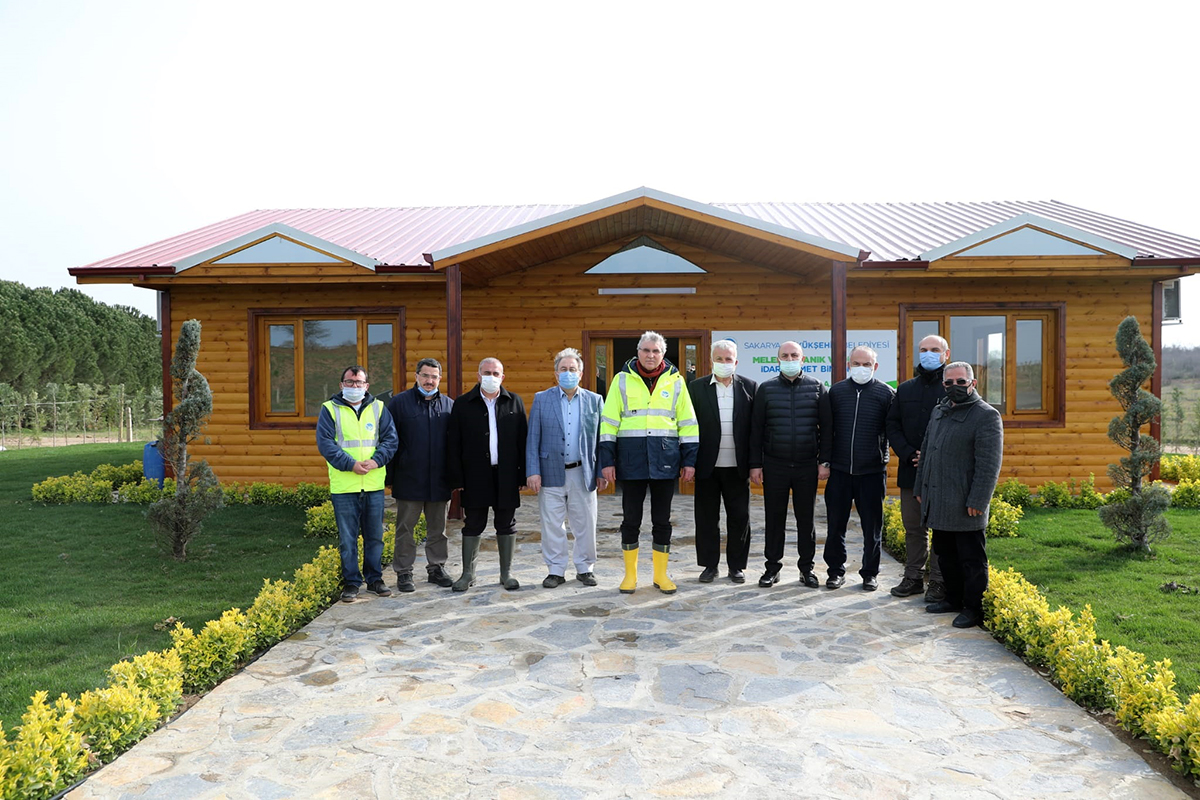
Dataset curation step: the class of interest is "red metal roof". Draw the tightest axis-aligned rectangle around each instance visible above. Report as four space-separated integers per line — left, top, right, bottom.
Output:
75 198 1200 271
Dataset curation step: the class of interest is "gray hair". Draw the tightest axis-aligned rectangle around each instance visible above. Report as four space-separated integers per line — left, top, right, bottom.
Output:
415 357 442 375
639 330 666 351
944 361 974 379
711 339 738 359
918 334 949 351
478 357 503 373
554 347 584 371
849 345 877 364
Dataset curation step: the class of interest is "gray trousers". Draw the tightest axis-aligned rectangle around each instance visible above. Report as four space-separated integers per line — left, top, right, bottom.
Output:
900 487 942 583
538 466 598 575
392 499 449 575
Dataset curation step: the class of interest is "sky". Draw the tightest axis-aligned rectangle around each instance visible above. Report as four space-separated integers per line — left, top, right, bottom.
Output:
2 0 1199 343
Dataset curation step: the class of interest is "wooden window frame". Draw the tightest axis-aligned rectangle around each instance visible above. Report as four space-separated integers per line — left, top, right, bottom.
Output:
248 307 406 430
898 302 1065 429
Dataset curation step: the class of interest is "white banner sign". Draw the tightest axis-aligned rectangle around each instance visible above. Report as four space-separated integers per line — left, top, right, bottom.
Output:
712 330 898 388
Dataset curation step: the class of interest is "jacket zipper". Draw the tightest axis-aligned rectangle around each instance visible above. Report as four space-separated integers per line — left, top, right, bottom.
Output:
850 387 861 475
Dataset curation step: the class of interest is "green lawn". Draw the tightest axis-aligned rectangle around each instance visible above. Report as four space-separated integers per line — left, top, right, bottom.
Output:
989 507 1200 698
0 443 322 729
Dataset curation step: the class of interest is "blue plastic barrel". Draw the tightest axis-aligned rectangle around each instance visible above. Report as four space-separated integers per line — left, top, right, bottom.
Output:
143 442 166 488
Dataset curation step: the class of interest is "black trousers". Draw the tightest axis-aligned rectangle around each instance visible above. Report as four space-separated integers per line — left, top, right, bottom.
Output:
462 506 516 537
694 467 751 569
822 469 886 579
932 529 988 615
620 479 675 547
762 461 818 572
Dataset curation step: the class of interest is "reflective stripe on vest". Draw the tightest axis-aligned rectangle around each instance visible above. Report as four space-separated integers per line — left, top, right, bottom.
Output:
324 399 385 494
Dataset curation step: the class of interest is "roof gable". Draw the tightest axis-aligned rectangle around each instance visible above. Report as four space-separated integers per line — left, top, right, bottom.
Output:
174 223 380 271
920 213 1139 262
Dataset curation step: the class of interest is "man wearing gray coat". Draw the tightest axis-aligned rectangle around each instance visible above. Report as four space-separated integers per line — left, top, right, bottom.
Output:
913 361 1003 629
526 348 607 588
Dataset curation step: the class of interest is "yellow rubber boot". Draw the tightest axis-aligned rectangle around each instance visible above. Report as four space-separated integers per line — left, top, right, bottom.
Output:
652 544 677 594
619 545 638 594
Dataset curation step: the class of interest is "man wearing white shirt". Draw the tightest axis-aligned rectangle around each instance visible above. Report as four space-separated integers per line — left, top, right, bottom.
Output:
687 340 758 583
446 358 527 592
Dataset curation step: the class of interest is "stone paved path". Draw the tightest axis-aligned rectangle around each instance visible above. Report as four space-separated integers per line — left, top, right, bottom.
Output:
71 495 1182 799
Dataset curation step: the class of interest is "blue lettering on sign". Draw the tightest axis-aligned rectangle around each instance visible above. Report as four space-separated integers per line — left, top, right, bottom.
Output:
762 365 780 373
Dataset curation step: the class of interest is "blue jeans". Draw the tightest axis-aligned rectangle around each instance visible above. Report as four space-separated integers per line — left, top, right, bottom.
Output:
331 490 385 587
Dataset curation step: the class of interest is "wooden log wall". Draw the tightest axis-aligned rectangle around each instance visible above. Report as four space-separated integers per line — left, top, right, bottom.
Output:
164 240 1153 491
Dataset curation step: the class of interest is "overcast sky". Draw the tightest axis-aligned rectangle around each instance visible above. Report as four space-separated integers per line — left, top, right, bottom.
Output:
2 0 1199 344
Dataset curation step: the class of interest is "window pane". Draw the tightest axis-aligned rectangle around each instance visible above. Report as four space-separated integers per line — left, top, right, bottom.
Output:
303 319 357 416
268 324 296 413
367 323 395 396
912 320 940 368
595 345 608 397
685 343 698 381
1016 319 1044 411
950 315 1006 413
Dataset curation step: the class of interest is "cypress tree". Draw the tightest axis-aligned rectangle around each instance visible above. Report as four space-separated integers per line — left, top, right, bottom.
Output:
1098 316 1170 551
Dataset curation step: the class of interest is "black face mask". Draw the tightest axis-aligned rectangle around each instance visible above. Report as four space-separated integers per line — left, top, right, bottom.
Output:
946 384 974 403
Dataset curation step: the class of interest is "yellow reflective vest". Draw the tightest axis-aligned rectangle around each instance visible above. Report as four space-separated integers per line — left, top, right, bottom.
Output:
323 399 386 494
598 360 700 480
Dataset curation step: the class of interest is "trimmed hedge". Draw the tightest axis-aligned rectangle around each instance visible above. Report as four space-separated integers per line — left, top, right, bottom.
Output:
0 533 394 798
985 567 1200 779
1161 454 1200 483
32 462 330 509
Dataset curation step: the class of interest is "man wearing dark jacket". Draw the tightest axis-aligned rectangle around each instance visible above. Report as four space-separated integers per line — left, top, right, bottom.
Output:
914 361 1003 629
823 346 895 591
688 339 757 584
885 334 949 602
749 340 833 589
316 365 399 603
386 358 454 593
447 358 528 593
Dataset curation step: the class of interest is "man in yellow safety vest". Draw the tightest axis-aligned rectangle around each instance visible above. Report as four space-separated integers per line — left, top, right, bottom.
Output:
599 331 700 595
316 365 399 603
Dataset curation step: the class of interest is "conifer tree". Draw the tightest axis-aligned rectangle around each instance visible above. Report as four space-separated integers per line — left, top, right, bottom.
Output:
1098 316 1170 551
148 320 224 560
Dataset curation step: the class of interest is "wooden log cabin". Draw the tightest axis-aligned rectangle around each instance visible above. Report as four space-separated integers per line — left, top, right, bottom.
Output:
70 188 1200 491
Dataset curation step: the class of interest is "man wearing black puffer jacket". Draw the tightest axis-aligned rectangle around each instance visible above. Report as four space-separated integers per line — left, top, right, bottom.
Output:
822 346 895 591
885 334 950 602
749 340 833 589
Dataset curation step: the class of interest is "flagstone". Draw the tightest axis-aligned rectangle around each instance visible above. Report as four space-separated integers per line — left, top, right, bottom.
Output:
67 495 1184 799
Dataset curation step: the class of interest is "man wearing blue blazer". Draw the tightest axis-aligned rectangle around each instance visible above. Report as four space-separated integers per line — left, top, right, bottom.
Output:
526 347 607 588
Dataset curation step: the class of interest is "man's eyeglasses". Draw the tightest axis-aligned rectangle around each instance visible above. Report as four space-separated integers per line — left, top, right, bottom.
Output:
341 380 368 387
417 373 441 381
943 378 971 387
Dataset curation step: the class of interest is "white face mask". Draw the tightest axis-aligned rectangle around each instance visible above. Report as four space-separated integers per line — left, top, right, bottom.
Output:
779 360 802 378
712 362 735 379
480 375 502 394
341 386 366 403
849 366 874 385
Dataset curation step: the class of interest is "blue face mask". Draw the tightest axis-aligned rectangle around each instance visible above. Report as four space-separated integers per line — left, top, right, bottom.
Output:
919 351 944 372
417 385 438 397
558 371 580 391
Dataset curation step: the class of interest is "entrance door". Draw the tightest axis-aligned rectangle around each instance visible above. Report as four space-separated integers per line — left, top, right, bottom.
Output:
584 330 707 495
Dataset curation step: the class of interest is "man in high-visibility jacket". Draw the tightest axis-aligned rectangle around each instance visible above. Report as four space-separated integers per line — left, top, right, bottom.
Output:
316 365 399 603
599 331 700 595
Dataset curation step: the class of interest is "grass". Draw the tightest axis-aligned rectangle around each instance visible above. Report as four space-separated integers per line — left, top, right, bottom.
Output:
0 443 322 729
989 506 1200 698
